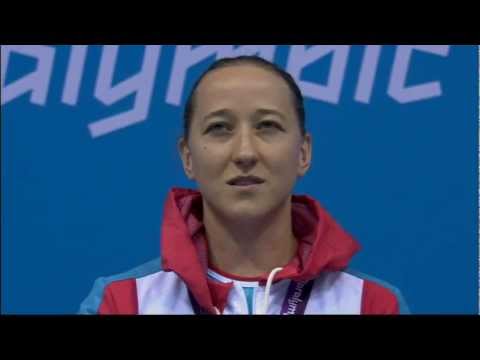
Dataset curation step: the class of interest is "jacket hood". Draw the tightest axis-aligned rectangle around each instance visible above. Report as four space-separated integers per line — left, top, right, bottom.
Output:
161 188 361 314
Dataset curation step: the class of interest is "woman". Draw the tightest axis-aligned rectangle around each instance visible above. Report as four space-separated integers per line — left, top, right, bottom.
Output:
79 56 409 315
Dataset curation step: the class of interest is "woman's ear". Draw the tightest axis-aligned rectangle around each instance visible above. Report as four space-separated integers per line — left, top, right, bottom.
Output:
178 137 195 180
298 133 312 177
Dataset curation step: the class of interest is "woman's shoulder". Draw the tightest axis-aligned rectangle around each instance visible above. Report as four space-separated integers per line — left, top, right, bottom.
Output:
341 269 410 314
78 257 162 314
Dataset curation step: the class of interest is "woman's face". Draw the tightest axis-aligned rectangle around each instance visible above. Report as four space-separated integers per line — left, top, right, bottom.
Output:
179 64 312 221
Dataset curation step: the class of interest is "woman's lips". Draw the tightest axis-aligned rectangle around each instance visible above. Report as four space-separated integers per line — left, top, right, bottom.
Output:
227 176 265 186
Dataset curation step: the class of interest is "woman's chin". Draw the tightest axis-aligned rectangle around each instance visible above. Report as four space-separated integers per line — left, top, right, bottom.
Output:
220 201 276 222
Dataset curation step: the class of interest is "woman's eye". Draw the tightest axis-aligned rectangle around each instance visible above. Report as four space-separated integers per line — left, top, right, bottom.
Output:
258 120 283 131
205 122 231 134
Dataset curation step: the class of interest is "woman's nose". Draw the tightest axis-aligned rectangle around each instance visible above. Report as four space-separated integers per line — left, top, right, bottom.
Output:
232 129 258 172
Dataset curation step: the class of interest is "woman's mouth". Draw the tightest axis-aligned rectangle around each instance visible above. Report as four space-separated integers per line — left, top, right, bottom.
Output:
227 175 266 187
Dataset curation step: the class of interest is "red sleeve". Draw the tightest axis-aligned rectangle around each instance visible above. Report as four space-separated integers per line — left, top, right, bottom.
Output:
98 279 139 315
361 279 400 315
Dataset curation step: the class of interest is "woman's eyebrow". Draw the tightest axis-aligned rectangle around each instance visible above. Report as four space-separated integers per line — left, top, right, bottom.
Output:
202 108 286 124
203 109 234 123
254 108 286 121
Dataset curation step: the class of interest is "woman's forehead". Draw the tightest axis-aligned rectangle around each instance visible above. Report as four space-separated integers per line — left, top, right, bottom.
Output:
197 64 290 93
193 65 295 114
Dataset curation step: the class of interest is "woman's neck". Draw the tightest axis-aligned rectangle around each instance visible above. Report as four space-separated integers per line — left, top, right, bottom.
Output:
203 199 298 278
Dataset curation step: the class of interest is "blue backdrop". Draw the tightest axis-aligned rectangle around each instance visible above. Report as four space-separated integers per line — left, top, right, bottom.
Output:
1 45 478 314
